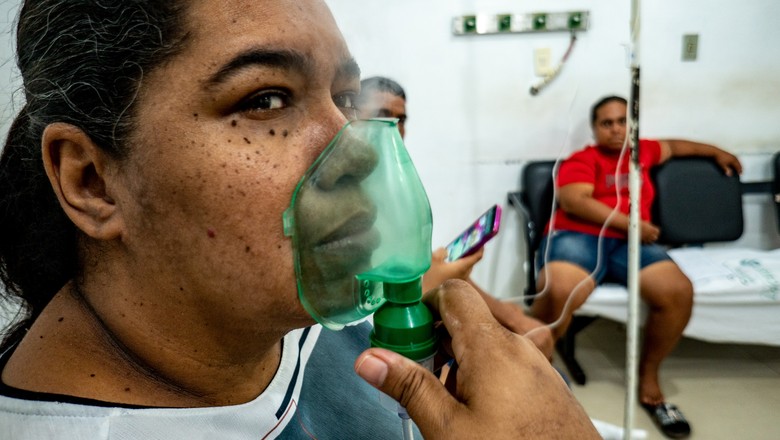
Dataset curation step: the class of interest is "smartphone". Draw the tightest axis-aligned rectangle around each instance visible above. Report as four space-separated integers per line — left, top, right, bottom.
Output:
445 204 502 262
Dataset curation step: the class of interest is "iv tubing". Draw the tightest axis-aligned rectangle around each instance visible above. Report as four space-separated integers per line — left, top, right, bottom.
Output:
401 413 414 440
624 0 642 438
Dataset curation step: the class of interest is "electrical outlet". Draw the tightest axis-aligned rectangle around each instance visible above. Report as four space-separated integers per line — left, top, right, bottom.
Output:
532 14 547 30
455 15 476 34
682 34 698 61
534 48 553 76
497 14 512 32
568 12 583 29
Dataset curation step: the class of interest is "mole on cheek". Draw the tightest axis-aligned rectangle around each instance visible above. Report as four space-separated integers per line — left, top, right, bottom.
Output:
243 137 251 144
231 120 237 127
282 129 289 137
269 129 275 136
207 229 216 238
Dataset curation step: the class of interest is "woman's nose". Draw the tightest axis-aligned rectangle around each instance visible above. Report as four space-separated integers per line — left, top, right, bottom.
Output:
313 122 379 191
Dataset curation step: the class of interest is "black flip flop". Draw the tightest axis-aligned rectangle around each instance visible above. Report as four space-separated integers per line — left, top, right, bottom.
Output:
642 402 691 439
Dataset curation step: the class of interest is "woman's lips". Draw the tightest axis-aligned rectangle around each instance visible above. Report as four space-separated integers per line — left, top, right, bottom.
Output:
316 227 380 253
312 212 381 278
317 210 376 246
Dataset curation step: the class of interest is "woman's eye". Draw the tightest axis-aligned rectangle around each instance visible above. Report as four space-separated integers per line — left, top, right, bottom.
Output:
238 90 290 113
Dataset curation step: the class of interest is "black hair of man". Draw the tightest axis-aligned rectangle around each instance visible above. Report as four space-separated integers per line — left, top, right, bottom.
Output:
590 96 627 126
359 76 406 102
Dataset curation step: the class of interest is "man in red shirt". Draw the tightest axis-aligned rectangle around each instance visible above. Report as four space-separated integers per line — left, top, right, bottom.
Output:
531 96 742 439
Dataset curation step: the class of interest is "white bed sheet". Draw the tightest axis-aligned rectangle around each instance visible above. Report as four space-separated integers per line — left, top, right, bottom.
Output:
579 247 780 347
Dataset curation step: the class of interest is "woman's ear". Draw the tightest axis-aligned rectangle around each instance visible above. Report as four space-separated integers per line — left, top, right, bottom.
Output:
41 122 124 240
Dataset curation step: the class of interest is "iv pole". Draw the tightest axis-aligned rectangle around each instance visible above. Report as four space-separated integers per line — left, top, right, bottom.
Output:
624 0 642 438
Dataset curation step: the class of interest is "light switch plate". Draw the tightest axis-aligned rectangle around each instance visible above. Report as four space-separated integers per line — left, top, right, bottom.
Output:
682 34 698 61
534 48 553 76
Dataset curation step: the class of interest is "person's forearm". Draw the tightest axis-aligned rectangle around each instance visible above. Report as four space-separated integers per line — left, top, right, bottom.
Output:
664 139 720 158
560 195 630 233
662 139 742 175
473 282 539 333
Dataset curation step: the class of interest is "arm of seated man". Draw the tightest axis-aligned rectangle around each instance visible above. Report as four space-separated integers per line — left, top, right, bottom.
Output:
659 139 742 176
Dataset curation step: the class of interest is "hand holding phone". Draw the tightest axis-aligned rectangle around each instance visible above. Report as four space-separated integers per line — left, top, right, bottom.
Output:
445 204 502 262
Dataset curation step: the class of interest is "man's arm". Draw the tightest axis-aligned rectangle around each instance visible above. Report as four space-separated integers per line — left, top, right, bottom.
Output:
558 183 660 243
659 139 743 176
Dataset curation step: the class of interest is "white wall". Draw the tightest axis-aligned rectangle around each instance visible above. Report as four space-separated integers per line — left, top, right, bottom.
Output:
327 0 780 298
0 1 777 300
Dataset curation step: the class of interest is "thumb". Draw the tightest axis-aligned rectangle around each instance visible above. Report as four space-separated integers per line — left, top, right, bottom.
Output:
355 348 458 437
460 247 484 265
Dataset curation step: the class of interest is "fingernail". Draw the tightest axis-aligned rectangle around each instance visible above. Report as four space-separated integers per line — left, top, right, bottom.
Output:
356 354 388 387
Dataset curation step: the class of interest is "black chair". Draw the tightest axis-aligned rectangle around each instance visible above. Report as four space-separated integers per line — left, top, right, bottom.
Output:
508 156 744 385
652 157 743 244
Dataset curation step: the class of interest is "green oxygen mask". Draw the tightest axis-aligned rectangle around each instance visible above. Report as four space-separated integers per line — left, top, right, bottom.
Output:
284 119 433 331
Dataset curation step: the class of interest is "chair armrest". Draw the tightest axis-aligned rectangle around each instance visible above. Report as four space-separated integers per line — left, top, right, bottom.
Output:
508 191 539 300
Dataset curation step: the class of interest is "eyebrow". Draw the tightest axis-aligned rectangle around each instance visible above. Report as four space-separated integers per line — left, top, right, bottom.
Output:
206 47 360 87
337 57 361 82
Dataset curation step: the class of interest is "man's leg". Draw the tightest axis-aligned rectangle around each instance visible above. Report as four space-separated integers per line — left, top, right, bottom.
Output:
638 261 693 405
532 262 596 340
532 232 603 340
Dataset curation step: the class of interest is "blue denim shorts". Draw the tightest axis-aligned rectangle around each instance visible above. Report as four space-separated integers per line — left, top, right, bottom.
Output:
536 230 671 285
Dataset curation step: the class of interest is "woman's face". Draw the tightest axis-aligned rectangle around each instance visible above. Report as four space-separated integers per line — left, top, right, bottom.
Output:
114 0 361 332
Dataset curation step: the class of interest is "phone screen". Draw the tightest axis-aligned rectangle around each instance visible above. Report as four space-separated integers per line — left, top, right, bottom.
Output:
445 205 501 262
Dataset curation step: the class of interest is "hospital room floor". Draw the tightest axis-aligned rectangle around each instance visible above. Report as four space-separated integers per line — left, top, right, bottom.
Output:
563 318 780 440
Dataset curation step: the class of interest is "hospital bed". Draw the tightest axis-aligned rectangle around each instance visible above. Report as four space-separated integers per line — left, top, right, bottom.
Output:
510 153 780 384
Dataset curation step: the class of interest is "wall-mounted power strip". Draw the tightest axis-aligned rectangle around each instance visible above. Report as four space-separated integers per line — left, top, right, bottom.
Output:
452 11 589 36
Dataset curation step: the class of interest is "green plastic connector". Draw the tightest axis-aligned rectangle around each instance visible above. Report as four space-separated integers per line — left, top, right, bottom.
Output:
370 277 437 363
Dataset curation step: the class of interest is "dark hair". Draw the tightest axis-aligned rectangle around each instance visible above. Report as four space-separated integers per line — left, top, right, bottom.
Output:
590 95 627 126
0 1 191 339
359 76 406 103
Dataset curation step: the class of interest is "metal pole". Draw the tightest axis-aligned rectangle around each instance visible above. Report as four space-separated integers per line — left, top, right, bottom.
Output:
624 0 641 438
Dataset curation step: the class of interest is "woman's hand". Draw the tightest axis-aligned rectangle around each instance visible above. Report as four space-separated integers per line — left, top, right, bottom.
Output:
355 280 599 440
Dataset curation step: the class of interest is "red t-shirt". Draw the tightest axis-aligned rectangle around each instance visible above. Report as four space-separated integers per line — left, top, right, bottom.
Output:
547 139 663 239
